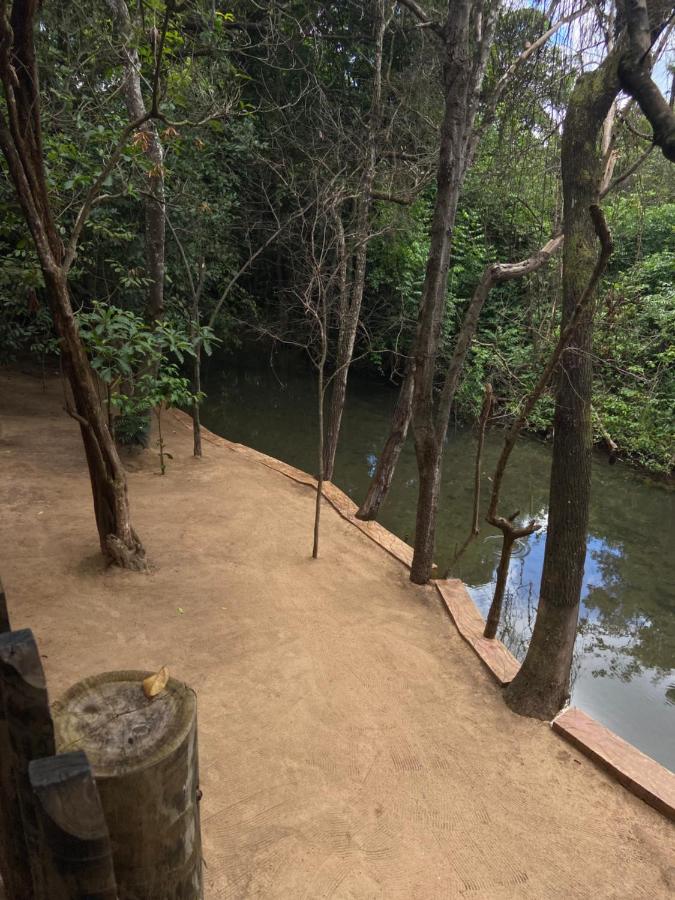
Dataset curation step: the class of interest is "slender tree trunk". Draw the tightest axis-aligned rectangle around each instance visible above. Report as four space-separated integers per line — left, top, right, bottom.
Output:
313 364 325 560
192 349 202 458
356 362 415 520
55 278 146 568
322 211 349 480
482 211 611 642
0 1 146 570
107 0 166 321
505 48 623 719
190 276 203 458
323 0 385 481
408 0 495 584
359 233 563 525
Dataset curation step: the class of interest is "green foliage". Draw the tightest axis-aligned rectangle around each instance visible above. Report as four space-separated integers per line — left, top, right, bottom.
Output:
0 0 672 478
77 302 215 472
593 201 675 472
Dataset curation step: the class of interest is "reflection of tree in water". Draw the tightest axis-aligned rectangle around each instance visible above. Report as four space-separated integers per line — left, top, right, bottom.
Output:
579 534 675 684
458 487 673 693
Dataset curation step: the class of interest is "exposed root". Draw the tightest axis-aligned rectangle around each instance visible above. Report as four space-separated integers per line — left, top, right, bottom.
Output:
105 533 148 571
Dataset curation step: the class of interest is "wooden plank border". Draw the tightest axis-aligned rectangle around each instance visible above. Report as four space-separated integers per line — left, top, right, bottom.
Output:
552 709 675 822
167 409 675 821
432 578 519 686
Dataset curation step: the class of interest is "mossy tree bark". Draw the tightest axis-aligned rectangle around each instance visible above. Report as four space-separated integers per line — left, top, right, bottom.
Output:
504 47 623 719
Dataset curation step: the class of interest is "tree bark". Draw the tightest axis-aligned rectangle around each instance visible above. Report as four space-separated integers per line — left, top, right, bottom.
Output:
0 0 146 569
107 0 166 321
505 46 623 719
408 0 497 584
482 211 611 642
358 233 563 526
54 671 202 900
192 350 203 458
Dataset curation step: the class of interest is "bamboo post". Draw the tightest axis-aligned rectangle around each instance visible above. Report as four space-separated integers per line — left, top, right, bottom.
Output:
0 628 56 898
54 670 202 900
28 751 118 900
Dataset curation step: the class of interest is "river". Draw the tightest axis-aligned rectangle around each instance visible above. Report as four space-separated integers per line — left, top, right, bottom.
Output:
201 363 675 772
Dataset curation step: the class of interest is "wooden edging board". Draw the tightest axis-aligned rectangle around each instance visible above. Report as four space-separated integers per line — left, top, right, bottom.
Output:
168 409 675 821
552 709 675 822
431 577 675 820
432 578 520 686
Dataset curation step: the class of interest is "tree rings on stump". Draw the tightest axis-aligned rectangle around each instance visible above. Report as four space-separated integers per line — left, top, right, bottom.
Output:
53 670 201 900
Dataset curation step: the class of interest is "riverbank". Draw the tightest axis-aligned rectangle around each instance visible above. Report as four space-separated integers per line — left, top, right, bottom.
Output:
201 363 675 769
1 369 674 898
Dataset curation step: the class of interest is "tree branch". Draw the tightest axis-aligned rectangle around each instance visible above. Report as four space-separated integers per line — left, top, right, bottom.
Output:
396 0 444 38
618 0 675 162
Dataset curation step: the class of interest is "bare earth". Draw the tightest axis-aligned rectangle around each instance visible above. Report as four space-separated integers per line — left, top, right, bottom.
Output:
1 369 673 899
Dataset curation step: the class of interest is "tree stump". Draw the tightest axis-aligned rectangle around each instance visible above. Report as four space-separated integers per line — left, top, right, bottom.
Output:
53 670 202 900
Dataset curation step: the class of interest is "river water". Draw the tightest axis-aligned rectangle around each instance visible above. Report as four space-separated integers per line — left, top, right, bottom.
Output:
201 363 675 771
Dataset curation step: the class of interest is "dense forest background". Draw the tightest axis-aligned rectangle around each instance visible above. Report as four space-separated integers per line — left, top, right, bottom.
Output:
1 0 672 474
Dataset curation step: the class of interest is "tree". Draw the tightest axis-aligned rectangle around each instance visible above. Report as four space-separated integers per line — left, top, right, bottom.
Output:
0 0 148 568
505 0 674 718
354 1 586 583
106 0 166 323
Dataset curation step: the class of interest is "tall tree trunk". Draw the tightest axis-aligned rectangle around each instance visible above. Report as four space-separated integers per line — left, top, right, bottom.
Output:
408 0 496 584
358 233 563 524
107 0 166 321
356 361 415 520
505 47 623 719
322 210 349 480
0 0 146 570
313 364 325 560
192 347 202 458
323 0 385 482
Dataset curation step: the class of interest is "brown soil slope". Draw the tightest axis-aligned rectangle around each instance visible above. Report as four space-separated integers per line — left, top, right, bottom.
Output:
0 370 673 899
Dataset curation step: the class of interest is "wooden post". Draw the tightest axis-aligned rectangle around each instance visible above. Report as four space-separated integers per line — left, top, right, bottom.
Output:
0 577 9 633
54 670 202 900
0 628 56 898
28 751 118 900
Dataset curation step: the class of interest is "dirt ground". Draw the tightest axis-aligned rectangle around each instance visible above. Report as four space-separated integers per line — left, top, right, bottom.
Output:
1 369 673 899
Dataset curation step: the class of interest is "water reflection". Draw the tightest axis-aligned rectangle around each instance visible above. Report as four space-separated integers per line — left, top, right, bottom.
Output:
202 363 675 771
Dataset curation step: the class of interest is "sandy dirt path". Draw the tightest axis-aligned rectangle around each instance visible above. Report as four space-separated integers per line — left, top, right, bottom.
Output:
0 370 673 899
